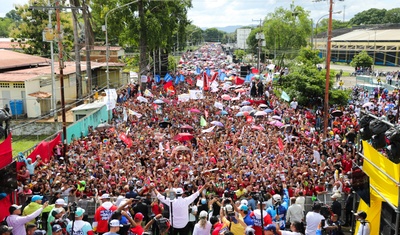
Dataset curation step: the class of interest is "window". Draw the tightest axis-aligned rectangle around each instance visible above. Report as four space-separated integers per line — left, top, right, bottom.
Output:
13 83 25 88
0 82 10 88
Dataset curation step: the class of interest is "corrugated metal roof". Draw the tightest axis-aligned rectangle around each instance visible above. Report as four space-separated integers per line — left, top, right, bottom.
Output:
0 49 49 70
28 91 52 98
333 29 400 42
81 46 123 51
71 101 105 111
0 61 125 82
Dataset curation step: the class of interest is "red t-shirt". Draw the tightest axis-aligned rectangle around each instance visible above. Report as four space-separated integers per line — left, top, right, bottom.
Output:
212 222 223 235
130 225 144 235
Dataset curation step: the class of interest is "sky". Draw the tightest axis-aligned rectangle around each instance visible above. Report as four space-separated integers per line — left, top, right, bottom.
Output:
2 0 400 28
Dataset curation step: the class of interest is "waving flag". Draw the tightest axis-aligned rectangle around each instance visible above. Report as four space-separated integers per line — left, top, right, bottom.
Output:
155 74 161 83
164 73 173 82
200 116 207 127
281 91 290 102
203 72 210 91
180 74 185 82
174 75 180 85
206 67 211 77
196 66 201 74
219 72 227 81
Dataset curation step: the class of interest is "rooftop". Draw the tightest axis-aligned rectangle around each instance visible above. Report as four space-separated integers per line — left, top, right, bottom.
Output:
0 49 49 70
332 29 400 42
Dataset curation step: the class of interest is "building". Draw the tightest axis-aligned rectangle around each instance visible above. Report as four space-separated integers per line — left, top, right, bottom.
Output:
80 46 125 62
315 25 400 66
236 28 251 50
0 50 126 118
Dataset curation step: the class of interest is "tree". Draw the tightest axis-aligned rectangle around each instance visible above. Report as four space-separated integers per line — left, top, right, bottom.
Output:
234 49 246 61
281 47 348 107
90 0 192 75
6 10 22 22
203 28 225 42
350 50 373 69
383 8 400 24
263 4 312 66
185 24 203 47
349 8 387 25
9 0 74 57
315 19 350 35
0 17 13 37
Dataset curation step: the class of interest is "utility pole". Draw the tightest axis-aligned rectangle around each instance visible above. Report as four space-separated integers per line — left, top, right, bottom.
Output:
55 0 67 157
82 0 93 98
46 0 57 122
252 19 263 72
70 0 82 104
30 2 83 157
343 5 346 22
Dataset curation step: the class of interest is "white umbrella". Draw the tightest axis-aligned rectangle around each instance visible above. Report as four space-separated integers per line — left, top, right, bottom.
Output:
258 104 268 108
254 111 267 116
362 102 374 108
241 101 251 106
137 96 148 103
271 115 282 120
211 121 224 127
240 106 254 112
153 99 164 104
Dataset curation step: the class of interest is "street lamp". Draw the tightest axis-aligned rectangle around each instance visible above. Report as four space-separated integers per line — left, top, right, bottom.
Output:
314 11 341 50
104 0 139 122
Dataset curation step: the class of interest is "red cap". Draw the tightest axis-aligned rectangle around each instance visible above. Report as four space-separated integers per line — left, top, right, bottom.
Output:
134 213 144 220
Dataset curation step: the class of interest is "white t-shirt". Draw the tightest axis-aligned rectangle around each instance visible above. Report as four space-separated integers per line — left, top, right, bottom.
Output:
189 205 198 222
282 231 302 235
305 211 325 235
290 101 298 109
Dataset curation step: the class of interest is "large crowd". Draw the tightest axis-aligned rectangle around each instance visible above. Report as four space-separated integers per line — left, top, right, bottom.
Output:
1 43 386 235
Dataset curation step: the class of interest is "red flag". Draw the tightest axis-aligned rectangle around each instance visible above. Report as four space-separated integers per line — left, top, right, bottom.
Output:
163 81 174 91
235 76 245 85
251 68 259 74
203 72 209 91
210 72 218 83
187 77 193 85
278 137 284 151
118 133 132 148
0 134 12 169
27 133 61 163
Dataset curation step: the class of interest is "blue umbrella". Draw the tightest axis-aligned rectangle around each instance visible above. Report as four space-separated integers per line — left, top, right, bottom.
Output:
235 112 244 117
221 110 228 115
264 108 273 113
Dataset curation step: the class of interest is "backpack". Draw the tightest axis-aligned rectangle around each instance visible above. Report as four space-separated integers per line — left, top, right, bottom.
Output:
1 216 8 226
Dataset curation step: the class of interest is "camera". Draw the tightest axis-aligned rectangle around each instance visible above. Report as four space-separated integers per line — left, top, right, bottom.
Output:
321 219 325 228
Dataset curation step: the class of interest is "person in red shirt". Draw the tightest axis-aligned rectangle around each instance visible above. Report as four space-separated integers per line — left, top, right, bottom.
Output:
151 199 164 216
210 216 223 235
93 194 118 235
314 181 327 195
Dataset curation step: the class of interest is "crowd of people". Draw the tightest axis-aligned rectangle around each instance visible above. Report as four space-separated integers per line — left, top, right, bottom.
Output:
0 43 376 235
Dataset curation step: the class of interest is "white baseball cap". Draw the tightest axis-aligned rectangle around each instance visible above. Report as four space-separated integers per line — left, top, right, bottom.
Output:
101 194 110 199
175 188 184 195
55 199 67 206
109 219 123 227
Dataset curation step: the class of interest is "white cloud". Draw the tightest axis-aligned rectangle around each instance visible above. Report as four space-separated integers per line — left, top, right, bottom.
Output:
2 0 400 28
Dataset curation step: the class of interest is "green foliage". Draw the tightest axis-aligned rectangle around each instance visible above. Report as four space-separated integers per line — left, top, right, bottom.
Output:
281 47 349 106
263 4 312 66
350 51 373 69
203 28 225 42
234 49 246 60
246 27 262 55
9 0 74 57
350 8 387 25
315 19 350 35
6 10 22 22
0 17 13 37
330 89 350 106
168 55 177 72
185 24 203 47
383 8 400 23
295 47 324 66
123 54 140 71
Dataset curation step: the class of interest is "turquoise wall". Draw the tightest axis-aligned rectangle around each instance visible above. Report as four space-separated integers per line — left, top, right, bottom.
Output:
66 104 108 144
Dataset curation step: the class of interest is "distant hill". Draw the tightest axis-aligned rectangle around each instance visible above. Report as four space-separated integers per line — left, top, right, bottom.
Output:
201 25 255 33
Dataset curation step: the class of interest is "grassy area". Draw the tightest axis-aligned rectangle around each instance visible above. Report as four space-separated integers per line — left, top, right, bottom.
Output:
11 135 49 157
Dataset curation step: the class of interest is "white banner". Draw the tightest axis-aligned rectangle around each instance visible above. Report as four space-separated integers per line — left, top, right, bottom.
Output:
196 79 203 88
189 90 204 100
214 101 224 110
178 94 190 102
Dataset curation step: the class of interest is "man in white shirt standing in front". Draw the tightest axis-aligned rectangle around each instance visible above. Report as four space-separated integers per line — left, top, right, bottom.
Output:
354 211 370 235
305 203 325 235
286 197 303 226
290 98 298 110
151 183 210 235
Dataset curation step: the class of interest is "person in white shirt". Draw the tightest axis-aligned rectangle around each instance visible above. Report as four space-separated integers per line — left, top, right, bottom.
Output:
286 198 303 226
152 183 210 235
295 192 305 214
305 203 325 235
290 98 298 110
192 211 212 235
354 211 370 235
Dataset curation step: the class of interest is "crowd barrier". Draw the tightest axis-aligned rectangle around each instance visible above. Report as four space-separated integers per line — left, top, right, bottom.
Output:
37 192 349 224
